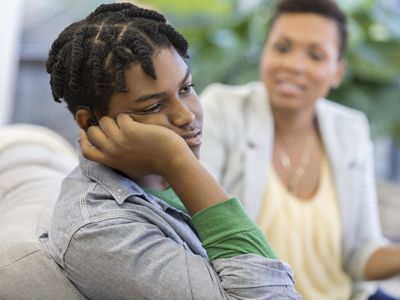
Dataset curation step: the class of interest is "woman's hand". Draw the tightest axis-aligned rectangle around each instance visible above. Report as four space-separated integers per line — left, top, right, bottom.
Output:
79 113 191 179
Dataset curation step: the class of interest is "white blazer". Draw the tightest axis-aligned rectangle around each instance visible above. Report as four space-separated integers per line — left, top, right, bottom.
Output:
200 82 388 298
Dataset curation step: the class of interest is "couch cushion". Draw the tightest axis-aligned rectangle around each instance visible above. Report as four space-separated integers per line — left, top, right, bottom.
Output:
0 124 86 299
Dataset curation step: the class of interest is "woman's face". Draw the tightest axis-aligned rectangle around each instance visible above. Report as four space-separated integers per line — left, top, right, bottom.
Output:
107 47 203 158
260 13 345 112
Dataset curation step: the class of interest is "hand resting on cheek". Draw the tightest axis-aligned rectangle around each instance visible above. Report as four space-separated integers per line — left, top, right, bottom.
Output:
79 113 193 180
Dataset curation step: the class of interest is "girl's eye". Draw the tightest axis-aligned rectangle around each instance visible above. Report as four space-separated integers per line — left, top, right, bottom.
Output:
132 103 162 115
179 84 195 97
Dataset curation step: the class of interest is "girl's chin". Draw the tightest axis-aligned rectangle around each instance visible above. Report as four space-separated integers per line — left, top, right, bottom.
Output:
190 145 201 160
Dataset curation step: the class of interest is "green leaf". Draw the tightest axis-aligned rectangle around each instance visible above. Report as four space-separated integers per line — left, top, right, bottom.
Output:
134 0 232 16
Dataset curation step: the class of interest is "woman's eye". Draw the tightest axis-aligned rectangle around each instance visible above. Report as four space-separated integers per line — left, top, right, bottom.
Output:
179 84 195 97
309 50 325 61
274 43 290 53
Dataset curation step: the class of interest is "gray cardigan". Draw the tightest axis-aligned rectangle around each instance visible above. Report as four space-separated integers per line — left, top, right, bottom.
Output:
200 81 388 299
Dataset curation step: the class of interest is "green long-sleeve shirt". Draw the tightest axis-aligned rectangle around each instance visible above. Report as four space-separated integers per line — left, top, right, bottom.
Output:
146 188 276 260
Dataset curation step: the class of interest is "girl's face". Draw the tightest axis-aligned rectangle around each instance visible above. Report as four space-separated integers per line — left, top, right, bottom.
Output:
260 13 345 113
107 47 203 158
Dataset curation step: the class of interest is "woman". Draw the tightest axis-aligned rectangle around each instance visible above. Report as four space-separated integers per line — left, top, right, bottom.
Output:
200 0 400 299
43 2 299 299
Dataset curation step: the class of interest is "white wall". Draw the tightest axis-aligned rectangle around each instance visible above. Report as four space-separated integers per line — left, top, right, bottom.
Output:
0 0 24 125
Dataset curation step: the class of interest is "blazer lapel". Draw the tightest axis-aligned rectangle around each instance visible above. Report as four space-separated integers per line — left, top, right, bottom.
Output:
316 100 359 241
243 85 274 219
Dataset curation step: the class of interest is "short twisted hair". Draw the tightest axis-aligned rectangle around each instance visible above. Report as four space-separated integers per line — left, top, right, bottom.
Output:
46 3 189 115
269 0 348 60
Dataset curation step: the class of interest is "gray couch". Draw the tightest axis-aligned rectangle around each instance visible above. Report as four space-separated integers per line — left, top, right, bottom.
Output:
0 124 85 300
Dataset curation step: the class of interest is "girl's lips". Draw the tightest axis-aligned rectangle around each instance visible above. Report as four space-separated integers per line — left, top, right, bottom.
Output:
183 132 202 147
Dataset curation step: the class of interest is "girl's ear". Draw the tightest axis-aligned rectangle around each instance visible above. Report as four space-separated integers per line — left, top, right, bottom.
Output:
75 107 98 130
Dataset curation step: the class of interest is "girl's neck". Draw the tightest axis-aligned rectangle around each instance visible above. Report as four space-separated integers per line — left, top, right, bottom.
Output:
134 175 169 191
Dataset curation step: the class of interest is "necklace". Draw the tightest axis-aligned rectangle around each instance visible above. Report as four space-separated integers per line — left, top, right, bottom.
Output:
278 133 314 194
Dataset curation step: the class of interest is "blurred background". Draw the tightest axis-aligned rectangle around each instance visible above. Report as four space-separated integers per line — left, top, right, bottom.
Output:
1 0 399 295
1 0 399 182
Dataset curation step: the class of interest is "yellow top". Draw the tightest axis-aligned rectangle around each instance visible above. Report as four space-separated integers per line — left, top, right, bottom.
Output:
257 157 352 300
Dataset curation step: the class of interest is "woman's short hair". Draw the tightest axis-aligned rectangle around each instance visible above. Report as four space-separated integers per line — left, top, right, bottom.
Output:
269 0 348 60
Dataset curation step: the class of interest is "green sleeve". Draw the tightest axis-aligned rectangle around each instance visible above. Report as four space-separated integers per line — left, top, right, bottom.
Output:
191 197 276 260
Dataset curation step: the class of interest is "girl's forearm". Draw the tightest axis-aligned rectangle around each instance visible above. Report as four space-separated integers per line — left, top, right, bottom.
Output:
164 151 229 215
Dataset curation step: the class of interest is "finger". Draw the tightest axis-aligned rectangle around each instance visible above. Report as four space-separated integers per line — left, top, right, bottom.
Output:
86 125 111 151
116 113 137 130
79 128 94 148
79 129 107 164
98 116 122 140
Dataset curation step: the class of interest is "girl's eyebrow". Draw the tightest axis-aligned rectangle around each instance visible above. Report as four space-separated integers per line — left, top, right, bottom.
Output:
179 67 191 86
133 91 166 103
132 67 191 103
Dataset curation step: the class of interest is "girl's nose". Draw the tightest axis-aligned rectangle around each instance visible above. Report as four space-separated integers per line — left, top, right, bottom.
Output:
170 100 195 127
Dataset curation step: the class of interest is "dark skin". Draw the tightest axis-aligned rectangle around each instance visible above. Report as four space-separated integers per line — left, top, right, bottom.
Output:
77 47 229 215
